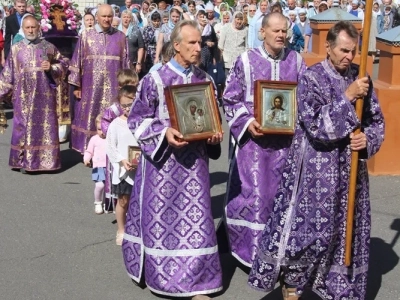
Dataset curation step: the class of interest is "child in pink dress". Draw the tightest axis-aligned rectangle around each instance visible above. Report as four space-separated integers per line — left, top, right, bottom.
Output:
83 115 107 214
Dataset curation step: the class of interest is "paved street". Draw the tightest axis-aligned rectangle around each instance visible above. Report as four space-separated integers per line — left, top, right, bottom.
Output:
0 95 399 300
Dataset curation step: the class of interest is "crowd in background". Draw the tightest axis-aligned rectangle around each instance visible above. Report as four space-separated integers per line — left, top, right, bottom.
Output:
69 0 400 84
0 0 399 74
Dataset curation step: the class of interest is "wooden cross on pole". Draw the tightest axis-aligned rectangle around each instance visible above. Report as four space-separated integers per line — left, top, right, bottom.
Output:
52 7 66 31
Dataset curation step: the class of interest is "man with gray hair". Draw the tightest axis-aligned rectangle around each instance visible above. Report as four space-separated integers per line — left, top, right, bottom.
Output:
0 15 67 173
122 19 223 300
249 20 384 300
223 12 306 269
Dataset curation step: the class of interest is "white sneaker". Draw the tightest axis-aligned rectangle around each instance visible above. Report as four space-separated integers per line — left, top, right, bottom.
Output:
95 203 103 214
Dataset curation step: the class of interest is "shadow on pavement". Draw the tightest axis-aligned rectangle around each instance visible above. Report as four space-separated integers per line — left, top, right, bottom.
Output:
210 171 228 188
258 286 322 300
211 193 225 219
366 218 400 300
212 252 254 299
58 148 83 173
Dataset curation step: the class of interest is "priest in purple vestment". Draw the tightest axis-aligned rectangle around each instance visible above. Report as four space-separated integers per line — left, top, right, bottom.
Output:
122 20 223 299
222 12 306 268
249 21 385 300
0 16 67 173
69 4 130 154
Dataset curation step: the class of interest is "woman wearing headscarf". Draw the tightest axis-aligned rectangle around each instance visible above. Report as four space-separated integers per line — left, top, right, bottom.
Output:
0 6 5 33
247 4 257 24
218 2 230 18
247 0 268 48
131 7 144 28
12 13 34 44
149 2 158 13
318 1 329 12
119 10 145 74
368 2 380 61
140 1 150 27
270 2 283 13
187 0 197 20
196 9 218 71
79 13 95 35
287 11 304 53
143 10 162 71
154 7 182 64
214 10 232 39
218 11 248 76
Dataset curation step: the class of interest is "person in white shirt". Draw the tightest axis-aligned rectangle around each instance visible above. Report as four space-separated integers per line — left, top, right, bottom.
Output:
307 0 320 17
284 0 299 16
349 0 365 20
106 85 139 246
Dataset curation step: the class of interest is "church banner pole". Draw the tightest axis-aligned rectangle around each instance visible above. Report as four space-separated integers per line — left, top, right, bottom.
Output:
344 0 374 267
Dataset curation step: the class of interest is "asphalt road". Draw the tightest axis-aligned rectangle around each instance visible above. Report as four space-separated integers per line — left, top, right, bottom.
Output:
0 87 399 299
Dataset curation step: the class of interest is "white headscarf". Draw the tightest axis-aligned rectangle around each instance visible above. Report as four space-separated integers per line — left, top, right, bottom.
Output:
148 9 162 29
0 6 5 31
18 14 34 39
196 9 212 36
79 13 95 35
118 10 138 36
205 1 214 11
220 10 233 23
232 11 244 29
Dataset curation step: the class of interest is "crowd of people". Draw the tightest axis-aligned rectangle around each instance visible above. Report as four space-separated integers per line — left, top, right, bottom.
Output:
0 0 388 299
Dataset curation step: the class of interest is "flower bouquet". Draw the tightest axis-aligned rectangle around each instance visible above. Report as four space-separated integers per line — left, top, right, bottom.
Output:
32 0 81 33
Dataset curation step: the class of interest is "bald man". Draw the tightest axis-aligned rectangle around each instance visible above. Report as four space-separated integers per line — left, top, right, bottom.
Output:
0 16 67 173
69 4 130 153
223 12 306 267
284 0 300 16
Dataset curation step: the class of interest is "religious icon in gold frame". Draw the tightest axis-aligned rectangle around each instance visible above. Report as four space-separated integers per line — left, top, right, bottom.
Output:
128 146 141 168
254 80 297 135
165 82 222 142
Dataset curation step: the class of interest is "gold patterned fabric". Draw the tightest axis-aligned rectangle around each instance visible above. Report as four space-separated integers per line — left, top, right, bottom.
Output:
68 27 130 153
0 39 68 171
